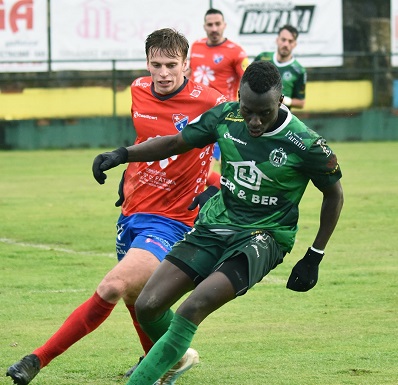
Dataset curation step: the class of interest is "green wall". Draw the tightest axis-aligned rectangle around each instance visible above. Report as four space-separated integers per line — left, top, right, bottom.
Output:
1 109 397 150
296 109 398 142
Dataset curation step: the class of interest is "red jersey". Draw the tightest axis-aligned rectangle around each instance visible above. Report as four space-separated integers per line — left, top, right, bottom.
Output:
121 77 227 226
189 38 249 101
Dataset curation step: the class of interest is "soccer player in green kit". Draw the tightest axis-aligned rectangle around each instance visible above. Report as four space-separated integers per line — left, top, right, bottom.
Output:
92 60 343 385
255 25 306 109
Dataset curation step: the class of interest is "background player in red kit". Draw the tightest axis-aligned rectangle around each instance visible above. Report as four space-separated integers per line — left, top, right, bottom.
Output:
188 8 248 101
6 28 226 385
188 8 248 178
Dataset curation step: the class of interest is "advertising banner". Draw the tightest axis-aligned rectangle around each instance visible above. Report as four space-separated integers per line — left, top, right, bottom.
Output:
1 0 344 72
50 0 209 70
213 0 343 67
0 0 48 72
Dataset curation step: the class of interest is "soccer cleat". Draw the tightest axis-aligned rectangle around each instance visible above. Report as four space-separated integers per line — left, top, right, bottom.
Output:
6 354 41 385
124 355 145 377
157 348 199 385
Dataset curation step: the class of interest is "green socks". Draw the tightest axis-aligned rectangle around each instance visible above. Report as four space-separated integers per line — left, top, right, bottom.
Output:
126 313 198 385
139 308 174 343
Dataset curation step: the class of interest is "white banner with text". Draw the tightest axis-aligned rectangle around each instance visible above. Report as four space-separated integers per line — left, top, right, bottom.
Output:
0 0 48 72
1 0 344 72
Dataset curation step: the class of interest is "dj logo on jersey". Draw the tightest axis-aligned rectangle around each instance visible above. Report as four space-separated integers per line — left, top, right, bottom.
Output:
222 160 278 206
172 113 189 131
228 160 273 190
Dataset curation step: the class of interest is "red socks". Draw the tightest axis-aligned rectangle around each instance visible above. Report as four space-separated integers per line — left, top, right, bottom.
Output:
33 291 115 368
125 304 154 354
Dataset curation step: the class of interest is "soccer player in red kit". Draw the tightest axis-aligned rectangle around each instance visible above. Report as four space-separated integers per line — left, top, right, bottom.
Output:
188 8 249 102
6 28 226 385
188 8 248 177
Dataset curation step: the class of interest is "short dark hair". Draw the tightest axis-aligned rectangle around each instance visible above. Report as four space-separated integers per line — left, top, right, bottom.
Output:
278 25 299 40
241 61 282 94
204 8 224 21
145 28 189 61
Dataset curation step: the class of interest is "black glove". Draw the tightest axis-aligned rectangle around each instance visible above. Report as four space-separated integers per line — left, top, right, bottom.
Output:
286 247 324 292
92 147 128 185
188 185 219 213
115 170 126 207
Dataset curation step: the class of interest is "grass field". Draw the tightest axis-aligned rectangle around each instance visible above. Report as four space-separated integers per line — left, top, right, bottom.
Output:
0 143 397 385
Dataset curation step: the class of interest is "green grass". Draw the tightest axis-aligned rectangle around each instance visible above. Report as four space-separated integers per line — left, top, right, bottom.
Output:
0 143 397 385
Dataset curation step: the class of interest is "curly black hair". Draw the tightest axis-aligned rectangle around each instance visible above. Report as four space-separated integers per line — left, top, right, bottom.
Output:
241 61 282 94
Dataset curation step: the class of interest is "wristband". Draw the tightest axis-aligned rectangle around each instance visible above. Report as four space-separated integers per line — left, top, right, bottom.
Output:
310 246 324 255
283 95 292 106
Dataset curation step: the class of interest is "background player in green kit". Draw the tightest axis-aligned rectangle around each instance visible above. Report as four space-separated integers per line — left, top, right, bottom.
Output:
92 60 344 385
255 25 306 110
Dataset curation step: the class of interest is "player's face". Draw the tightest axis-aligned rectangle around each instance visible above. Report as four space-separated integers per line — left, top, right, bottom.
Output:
204 14 226 45
239 83 283 137
147 50 187 95
276 29 297 61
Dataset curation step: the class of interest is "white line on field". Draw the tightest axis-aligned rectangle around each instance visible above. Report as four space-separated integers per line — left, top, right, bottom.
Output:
30 289 90 293
259 276 286 284
0 237 115 258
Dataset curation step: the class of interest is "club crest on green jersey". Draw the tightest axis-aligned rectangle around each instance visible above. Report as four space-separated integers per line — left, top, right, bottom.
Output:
269 148 287 167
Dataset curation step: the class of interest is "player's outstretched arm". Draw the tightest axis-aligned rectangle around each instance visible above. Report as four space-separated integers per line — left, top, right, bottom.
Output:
312 180 344 250
125 132 192 163
92 132 193 184
286 180 343 292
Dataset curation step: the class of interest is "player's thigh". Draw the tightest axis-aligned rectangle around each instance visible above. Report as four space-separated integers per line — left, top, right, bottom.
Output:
136 259 195 320
98 248 160 300
176 270 236 325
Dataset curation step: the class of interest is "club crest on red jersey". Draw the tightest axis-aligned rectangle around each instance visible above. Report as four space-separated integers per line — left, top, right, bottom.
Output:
172 113 189 131
213 54 224 64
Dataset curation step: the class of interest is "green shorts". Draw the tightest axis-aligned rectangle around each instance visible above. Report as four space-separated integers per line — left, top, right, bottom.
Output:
166 225 285 291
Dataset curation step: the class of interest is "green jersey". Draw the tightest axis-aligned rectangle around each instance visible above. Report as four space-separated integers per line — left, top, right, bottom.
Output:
254 52 306 100
181 103 341 252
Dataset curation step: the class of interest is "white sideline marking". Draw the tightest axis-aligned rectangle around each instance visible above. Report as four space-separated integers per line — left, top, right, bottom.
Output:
259 276 286 284
30 289 89 293
0 237 114 258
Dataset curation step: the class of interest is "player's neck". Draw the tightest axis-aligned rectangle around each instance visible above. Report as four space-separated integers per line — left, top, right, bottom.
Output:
276 53 293 63
266 108 288 132
207 37 227 46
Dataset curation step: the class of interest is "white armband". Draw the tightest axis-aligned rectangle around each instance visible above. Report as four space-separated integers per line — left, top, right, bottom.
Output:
310 246 325 255
283 96 292 106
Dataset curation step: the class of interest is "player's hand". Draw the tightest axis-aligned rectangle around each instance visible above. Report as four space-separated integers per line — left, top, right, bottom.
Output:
92 147 128 184
286 247 324 292
188 185 219 212
115 170 126 207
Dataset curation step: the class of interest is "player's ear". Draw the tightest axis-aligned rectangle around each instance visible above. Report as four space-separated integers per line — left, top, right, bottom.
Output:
182 60 188 72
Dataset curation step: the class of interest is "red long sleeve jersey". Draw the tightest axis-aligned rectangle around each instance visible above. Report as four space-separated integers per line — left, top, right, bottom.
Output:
189 38 249 101
121 77 226 227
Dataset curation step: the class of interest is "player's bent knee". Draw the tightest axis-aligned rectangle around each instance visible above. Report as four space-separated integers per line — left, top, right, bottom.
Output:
134 293 158 321
97 277 126 303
